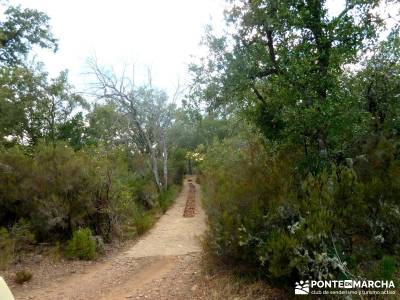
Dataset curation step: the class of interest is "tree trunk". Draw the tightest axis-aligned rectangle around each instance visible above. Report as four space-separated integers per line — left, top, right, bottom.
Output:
133 116 163 192
149 145 162 192
161 132 168 190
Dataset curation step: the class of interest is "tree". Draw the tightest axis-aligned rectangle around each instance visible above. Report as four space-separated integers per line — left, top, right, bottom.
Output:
86 103 130 148
0 4 57 66
193 0 400 285
89 60 173 192
0 64 47 145
0 64 87 147
42 70 87 147
191 0 385 172
354 27 400 134
0 2 64 146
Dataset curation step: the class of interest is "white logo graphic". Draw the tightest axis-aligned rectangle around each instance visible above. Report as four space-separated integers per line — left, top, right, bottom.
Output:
295 280 310 295
295 279 396 296
344 280 353 288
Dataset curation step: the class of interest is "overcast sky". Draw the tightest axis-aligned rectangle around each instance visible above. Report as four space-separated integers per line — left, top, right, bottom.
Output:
12 0 226 97
10 0 399 100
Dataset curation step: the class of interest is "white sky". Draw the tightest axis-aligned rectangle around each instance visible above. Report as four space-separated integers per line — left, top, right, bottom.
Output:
12 0 226 98
8 0 399 100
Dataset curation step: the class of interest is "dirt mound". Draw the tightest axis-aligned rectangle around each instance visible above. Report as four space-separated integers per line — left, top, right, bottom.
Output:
183 182 196 218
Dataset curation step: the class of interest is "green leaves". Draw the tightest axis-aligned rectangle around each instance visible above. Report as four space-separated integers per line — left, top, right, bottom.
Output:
191 0 395 174
65 228 96 260
201 124 400 282
195 0 400 289
0 4 57 65
0 61 88 147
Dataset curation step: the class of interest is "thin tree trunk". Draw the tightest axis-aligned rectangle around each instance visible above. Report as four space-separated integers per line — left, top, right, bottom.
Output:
146 134 162 192
161 132 168 190
149 147 162 192
133 115 163 192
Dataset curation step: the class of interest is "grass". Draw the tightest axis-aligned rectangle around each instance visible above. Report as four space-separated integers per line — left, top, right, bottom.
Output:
200 236 399 300
134 212 155 235
158 185 180 213
197 250 287 300
133 184 180 236
199 232 287 300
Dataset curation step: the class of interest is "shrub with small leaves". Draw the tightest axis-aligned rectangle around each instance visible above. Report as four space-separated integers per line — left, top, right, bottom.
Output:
369 256 398 281
133 211 154 236
201 133 400 285
65 228 96 260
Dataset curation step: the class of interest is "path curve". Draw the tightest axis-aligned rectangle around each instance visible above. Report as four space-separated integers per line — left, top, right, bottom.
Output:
14 176 206 300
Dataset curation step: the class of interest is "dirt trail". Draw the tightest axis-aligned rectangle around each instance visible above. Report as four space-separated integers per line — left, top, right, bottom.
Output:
12 176 206 300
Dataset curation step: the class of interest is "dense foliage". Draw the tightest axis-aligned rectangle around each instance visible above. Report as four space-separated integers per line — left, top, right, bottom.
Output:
0 2 188 265
65 228 96 260
193 0 400 288
1 0 399 293
201 132 400 282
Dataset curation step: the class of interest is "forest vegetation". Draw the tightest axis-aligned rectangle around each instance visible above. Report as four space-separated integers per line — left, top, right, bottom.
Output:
191 0 400 291
0 0 400 296
0 2 196 264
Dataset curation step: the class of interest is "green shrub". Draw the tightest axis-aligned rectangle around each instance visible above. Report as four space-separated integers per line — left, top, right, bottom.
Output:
10 219 35 252
370 256 397 281
201 134 400 286
0 139 185 259
133 211 154 235
158 185 179 213
0 220 35 269
65 228 96 260
0 141 168 244
135 180 158 209
128 185 179 236
0 227 14 269
169 148 187 185
14 270 33 284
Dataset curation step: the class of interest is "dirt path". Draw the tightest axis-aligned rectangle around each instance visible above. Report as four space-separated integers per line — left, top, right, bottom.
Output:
12 176 207 300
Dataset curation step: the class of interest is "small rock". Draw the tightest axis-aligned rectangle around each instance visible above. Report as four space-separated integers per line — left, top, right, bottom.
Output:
191 284 198 292
32 255 43 264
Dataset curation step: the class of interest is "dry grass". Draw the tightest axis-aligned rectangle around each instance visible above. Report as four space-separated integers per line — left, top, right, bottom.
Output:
195 250 288 300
